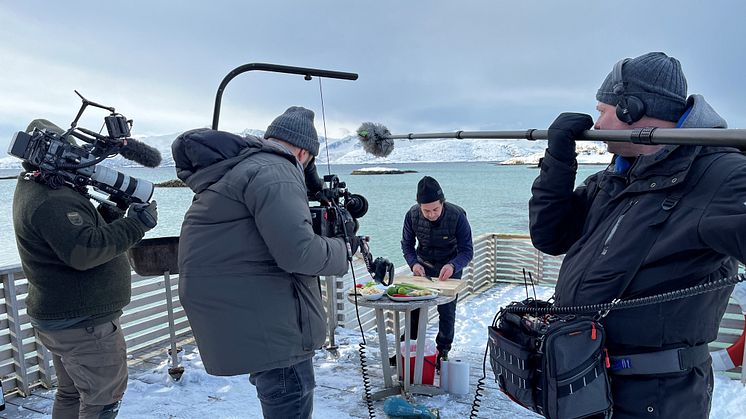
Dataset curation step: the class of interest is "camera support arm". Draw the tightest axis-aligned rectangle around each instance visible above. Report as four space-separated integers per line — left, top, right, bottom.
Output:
211 63 358 130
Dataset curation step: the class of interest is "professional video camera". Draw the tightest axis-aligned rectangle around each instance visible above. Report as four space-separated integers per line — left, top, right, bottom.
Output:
303 159 396 284
304 159 368 238
7 91 160 207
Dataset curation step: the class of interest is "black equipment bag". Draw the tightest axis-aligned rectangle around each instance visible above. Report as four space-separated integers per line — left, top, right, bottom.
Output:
488 299 612 419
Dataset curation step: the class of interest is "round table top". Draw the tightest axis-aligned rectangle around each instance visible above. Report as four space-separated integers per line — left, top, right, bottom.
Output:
346 293 456 310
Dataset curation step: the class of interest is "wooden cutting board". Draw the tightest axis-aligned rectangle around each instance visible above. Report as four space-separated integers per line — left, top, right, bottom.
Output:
394 275 466 296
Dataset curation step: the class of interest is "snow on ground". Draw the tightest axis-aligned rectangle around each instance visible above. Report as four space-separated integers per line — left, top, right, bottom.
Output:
12 283 746 418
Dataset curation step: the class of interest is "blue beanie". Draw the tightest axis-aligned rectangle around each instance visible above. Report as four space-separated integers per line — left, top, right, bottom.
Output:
596 52 688 122
264 106 320 156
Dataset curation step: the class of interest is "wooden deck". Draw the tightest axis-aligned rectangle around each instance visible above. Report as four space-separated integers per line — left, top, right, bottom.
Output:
3 277 742 418
1 335 197 418
1 330 534 418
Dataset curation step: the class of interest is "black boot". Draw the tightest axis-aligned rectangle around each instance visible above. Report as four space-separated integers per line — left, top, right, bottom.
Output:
436 350 449 371
389 354 398 367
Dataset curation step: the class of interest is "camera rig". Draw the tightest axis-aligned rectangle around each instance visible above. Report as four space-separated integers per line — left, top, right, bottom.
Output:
8 91 154 206
307 173 368 237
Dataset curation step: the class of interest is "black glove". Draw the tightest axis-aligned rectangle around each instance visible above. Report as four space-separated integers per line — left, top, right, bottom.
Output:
127 200 158 231
547 113 594 161
304 156 324 197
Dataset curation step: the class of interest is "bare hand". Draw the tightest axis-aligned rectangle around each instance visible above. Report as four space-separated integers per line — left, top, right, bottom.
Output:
438 264 454 281
412 263 426 276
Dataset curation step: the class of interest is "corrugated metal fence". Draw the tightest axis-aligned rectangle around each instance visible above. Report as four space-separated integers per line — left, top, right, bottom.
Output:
1 233 744 397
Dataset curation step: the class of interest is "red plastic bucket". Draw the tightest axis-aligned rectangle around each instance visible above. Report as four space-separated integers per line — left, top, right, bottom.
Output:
398 341 438 385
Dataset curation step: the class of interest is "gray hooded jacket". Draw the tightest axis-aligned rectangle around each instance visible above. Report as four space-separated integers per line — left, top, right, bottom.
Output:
173 129 348 375
529 95 746 353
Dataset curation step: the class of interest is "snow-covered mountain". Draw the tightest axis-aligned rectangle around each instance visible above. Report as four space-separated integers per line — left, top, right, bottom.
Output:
0 129 611 169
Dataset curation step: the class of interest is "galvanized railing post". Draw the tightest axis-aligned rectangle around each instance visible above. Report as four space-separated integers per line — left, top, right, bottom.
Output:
3 272 31 396
324 276 339 349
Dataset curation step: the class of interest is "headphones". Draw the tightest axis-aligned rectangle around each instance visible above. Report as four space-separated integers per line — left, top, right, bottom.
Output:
612 58 646 124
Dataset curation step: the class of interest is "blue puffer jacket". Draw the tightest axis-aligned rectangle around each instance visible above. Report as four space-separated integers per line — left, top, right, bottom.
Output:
529 95 746 352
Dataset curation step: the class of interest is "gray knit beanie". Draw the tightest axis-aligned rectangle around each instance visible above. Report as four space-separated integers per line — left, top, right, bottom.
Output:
264 106 320 156
596 52 688 122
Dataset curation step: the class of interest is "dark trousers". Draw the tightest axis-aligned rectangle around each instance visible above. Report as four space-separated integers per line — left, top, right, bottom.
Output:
607 360 714 419
408 297 459 353
249 357 315 419
35 319 127 419
405 267 461 353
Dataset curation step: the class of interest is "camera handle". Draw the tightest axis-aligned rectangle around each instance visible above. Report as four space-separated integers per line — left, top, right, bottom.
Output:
359 239 394 286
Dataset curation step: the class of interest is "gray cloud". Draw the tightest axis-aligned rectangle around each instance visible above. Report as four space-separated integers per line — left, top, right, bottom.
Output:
1 1 744 152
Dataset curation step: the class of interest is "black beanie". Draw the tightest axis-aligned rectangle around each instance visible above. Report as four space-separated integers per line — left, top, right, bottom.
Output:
416 176 445 204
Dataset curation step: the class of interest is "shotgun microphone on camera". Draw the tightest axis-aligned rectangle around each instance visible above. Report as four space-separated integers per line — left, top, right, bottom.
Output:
118 138 162 168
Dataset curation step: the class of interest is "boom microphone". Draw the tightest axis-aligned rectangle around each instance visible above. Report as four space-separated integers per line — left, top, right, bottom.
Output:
357 122 395 157
355 123 746 149
119 138 162 168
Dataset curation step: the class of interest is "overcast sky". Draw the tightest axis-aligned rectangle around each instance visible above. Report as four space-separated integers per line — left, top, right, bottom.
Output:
1 1 744 153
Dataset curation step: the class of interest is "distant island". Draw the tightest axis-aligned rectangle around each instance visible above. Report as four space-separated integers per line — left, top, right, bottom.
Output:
156 179 186 187
351 167 418 175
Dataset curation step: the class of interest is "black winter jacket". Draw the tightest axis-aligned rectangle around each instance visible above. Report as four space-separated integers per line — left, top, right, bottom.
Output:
529 95 746 353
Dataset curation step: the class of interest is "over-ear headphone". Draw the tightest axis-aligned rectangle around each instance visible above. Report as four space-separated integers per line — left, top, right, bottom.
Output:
612 58 646 124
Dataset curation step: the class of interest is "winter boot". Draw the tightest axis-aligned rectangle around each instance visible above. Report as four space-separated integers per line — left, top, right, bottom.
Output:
436 350 448 371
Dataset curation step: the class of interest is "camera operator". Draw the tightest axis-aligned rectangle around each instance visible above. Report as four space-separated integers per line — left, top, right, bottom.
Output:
12 119 158 419
174 106 351 419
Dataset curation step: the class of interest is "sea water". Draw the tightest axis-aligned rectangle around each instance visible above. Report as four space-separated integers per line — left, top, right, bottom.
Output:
0 162 602 267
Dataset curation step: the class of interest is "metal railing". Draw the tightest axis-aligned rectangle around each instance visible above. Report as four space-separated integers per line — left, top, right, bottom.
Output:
0 267 190 397
1 233 743 397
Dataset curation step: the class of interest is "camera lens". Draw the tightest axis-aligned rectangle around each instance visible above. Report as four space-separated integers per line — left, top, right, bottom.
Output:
345 194 368 219
90 166 154 203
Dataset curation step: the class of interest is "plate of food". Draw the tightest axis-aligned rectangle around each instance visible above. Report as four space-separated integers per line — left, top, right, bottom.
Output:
386 283 439 301
348 282 388 300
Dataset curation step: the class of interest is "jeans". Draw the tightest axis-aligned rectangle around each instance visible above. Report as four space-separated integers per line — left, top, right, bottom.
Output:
249 358 316 419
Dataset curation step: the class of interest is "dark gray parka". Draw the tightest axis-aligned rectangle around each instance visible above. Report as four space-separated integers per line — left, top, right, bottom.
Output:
173 129 348 375
529 95 746 353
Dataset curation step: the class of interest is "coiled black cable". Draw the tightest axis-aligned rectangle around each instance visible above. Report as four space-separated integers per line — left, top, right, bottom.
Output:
470 310 501 418
469 344 488 418
504 273 746 316
358 342 376 418
345 243 376 418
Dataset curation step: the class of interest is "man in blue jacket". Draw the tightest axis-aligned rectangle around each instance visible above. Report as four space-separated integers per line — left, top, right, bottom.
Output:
401 176 473 367
529 52 746 418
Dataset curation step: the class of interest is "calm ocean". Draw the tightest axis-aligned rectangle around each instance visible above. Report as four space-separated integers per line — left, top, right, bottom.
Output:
0 162 602 268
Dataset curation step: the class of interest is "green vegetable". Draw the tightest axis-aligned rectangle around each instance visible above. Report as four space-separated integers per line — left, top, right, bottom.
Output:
396 282 429 291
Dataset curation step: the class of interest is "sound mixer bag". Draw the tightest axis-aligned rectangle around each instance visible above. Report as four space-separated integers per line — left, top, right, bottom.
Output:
488 300 612 419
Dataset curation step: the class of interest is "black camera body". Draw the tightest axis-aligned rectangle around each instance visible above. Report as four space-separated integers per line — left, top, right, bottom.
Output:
310 206 350 238
307 173 368 238
7 92 154 205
